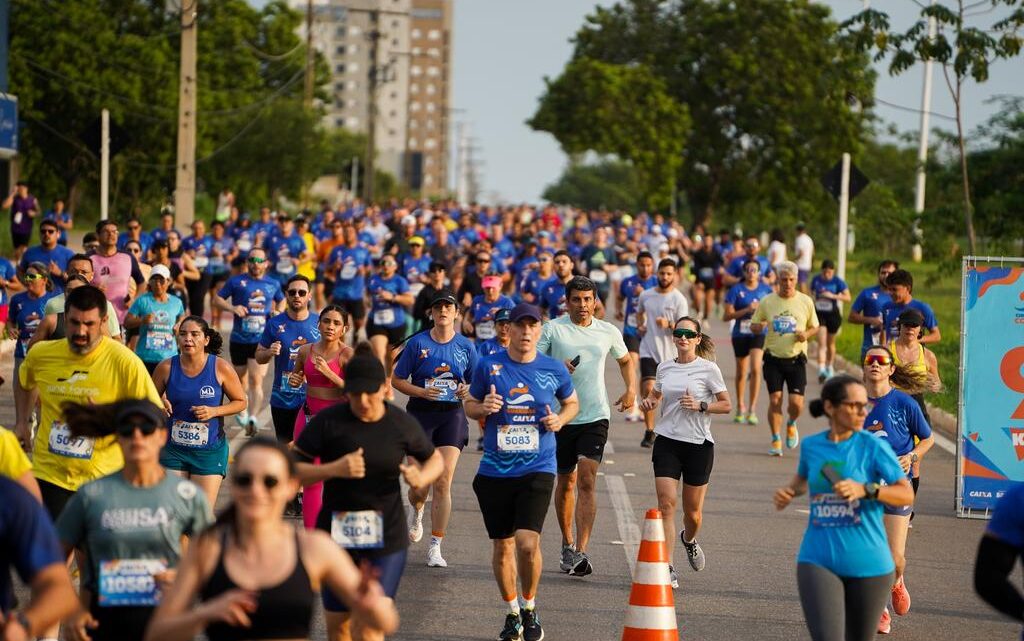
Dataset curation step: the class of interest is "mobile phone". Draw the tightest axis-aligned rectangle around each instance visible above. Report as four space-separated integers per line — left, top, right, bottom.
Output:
821 463 842 486
569 355 581 367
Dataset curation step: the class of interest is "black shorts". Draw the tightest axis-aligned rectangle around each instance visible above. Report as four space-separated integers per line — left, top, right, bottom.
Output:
38 478 76 520
763 352 808 395
473 472 555 539
640 357 659 381
367 322 406 346
228 341 258 366
332 298 366 322
411 406 469 450
143 360 160 375
732 334 766 358
816 310 842 334
652 436 714 486
624 334 640 353
270 405 302 444
556 419 609 474
11 230 30 248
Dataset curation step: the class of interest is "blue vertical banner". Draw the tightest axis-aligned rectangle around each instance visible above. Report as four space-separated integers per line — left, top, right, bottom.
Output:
958 260 1024 516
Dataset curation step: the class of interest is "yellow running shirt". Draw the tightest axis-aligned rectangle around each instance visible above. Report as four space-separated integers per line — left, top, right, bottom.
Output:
750 291 819 359
0 427 32 480
19 336 162 491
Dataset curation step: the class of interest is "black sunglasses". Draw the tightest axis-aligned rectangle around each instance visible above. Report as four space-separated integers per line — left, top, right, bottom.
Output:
673 328 699 339
116 422 159 437
287 289 309 297
233 472 280 490
41 228 58 235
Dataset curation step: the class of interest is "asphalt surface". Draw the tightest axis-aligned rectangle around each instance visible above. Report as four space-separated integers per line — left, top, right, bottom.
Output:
3 303 1016 640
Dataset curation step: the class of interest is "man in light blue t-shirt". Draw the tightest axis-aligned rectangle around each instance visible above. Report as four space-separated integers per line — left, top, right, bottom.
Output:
537 276 635 578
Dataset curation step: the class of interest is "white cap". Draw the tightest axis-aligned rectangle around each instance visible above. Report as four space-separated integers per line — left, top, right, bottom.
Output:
150 264 171 280
667 227 679 239
401 214 416 226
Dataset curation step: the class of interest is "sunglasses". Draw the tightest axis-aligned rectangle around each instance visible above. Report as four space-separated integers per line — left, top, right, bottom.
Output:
838 401 869 413
477 258 491 263
248 257 266 264
899 321 921 328
115 422 159 437
863 354 892 367
287 289 309 297
41 228 58 235
673 328 699 339
24 273 45 281
233 472 280 490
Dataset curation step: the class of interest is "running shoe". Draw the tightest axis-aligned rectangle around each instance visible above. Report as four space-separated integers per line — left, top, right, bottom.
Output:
497 612 523 641
408 506 424 543
668 565 679 589
569 551 593 577
733 414 747 424
235 411 249 427
640 431 656 448
769 435 783 457
785 422 800 449
625 411 642 423
818 367 827 384
680 532 706 571
245 418 259 437
521 608 544 641
559 544 575 573
284 497 302 518
827 365 835 378
426 543 447 568
877 606 891 634
746 413 759 425
891 577 911 615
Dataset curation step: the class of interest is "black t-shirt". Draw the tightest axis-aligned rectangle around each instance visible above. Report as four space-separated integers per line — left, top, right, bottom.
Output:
691 249 723 281
294 403 435 557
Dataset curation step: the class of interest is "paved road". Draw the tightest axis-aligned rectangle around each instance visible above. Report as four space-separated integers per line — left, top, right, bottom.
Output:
3 309 1015 640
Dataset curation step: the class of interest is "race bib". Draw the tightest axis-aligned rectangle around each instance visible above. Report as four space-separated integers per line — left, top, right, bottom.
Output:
193 256 209 269
409 282 424 298
625 312 638 328
13 212 22 225
279 372 299 393
772 314 798 335
98 559 166 607
340 263 358 280
276 258 295 275
209 256 226 271
698 267 714 280
170 420 209 448
241 315 266 335
815 298 835 312
870 328 882 346
475 320 496 340
589 269 608 283
237 239 253 252
497 424 539 453
810 493 862 528
331 510 384 549
48 422 94 459
738 319 753 335
145 329 175 353
373 307 395 326
18 337 30 356
427 377 457 402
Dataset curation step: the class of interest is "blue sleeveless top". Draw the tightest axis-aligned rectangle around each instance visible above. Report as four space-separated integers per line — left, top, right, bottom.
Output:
166 355 225 450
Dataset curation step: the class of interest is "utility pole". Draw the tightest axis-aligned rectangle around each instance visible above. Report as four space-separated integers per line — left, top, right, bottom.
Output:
174 0 198 227
912 0 936 263
364 11 381 204
304 0 314 108
837 152 851 280
100 109 109 221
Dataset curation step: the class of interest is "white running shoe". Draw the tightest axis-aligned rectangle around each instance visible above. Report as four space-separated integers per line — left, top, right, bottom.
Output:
426 544 447 568
235 411 249 427
408 506 424 543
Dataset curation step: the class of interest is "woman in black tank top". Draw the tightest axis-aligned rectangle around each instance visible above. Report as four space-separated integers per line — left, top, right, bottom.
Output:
144 438 398 641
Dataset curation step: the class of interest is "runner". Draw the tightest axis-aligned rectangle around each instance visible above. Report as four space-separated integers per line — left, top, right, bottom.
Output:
975 482 1024 636
810 259 851 382
636 258 689 448
145 437 399 641
293 353 443 641
793 223 815 294
182 219 214 317
477 307 512 357
617 251 657 423
723 259 773 424
464 275 515 341
9 262 56 435
153 316 248 508
214 247 285 436
206 221 237 330
640 316 730 588
578 227 616 305
465 303 579 641
848 260 898 359
411 261 448 332
124 264 186 374
722 234 774 288
366 254 413 370
56 399 213 641
28 255 122 347
327 222 373 345
538 276 635 578
0 424 39 498
267 214 310 286
773 375 914 641
89 219 146 326
862 345 934 634
520 251 555 305
393 289 479 568
690 234 724 322
880 269 940 345
20 218 73 289
538 250 576 319
749 261 818 456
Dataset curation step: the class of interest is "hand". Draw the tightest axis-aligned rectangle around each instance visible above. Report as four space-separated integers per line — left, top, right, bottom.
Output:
774 486 796 510
198 588 258 629
655 317 670 329
679 389 699 411
233 305 248 318
335 448 366 479
633 284 643 297
13 423 31 452
455 383 470 400
288 370 305 388
563 359 576 375
66 610 99 641
869 316 884 329
162 397 173 416
153 568 177 591
420 384 443 400
794 330 808 343
833 479 867 502
540 404 563 432
614 309 624 321
749 300 759 311
48 260 61 277
640 395 659 412
637 323 647 335
143 313 155 325
269 341 282 357
190 405 216 421
615 390 635 412
897 454 913 473
312 354 332 376
399 460 426 489
482 384 504 415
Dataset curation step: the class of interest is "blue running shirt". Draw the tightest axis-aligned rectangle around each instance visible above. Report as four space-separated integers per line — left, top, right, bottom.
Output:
865 388 931 471
260 312 321 410
394 330 479 410
217 275 284 344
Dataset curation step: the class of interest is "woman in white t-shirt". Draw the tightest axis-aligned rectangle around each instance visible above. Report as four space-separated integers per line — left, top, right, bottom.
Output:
640 317 731 589
768 228 787 266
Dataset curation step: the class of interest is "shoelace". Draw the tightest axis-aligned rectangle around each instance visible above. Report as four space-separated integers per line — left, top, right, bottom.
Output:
686 542 699 557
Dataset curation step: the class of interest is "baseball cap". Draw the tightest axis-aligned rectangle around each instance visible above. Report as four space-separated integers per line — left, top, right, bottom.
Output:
897 308 925 327
150 264 171 280
115 399 166 430
408 236 425 246
430 289 458 307
343 354 387 394
510 303 542 323
401 215 417 227
428 261 447 272
482 275 502 289
494 308 511 323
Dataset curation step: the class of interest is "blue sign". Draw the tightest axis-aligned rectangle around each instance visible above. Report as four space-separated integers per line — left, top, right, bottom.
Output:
0 94 17 158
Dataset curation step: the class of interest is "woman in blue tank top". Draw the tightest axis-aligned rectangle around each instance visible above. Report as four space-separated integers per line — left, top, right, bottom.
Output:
153 316 247 508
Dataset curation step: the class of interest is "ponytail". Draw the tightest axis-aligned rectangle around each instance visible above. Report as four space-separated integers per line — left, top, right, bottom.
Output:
63 400 122 438
865 346 931 395
179 315 223 355
810 374 863 419
674 316 716 361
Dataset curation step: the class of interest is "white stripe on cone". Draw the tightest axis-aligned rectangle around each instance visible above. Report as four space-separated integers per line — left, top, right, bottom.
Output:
632 560 671 585
641 516 665 541
623 605 678 630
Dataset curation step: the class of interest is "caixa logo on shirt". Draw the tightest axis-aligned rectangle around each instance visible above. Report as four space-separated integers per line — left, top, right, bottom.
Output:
199 385 216 399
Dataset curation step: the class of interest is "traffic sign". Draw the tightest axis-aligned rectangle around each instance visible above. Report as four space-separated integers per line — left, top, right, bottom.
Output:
0 94 18 159
821 159 869 201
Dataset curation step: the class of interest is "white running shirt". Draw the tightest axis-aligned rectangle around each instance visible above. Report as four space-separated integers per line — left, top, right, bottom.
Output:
653 357 727 444
794 232 814 271
637 288 688 362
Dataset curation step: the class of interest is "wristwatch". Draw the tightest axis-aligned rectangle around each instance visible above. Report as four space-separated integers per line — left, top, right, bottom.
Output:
698 401 708 413
864 482 881 500
910 452 919 464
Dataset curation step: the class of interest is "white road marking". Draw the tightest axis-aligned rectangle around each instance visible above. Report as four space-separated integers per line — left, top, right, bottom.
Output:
605 440 616 454
932 430 956 455
606 474 641 573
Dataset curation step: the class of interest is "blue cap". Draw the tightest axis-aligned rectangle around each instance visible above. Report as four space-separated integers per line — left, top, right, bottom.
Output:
510 303 542 323
494 308 512 323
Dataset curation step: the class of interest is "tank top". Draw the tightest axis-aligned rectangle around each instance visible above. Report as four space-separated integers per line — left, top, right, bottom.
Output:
166 355 224 450
888 340 927 374
200 529 314 641
303 346 344 390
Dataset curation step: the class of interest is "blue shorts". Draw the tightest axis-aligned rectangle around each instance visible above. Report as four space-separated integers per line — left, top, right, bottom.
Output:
322 548 407 612
159 437 229 477
410 406 468 450
884 502 913 517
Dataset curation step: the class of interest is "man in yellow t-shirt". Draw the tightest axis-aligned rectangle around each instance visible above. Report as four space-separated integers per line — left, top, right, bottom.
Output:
0 426 39 500
16 285 161 519
750 261 819 457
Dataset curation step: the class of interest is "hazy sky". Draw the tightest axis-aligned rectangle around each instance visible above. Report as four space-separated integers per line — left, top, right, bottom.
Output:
452 0 1019 203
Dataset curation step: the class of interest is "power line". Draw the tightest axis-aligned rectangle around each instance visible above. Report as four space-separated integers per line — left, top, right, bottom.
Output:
874 96 957 121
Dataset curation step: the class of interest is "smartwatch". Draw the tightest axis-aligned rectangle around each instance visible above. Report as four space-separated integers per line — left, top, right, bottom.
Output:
910 452 919 464
699 401 708 413
864 482 881 500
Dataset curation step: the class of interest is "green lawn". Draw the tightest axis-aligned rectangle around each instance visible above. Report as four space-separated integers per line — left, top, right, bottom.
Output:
834 259 961 416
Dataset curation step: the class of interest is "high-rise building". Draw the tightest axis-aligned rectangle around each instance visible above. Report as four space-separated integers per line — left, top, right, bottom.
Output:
290 0 450 197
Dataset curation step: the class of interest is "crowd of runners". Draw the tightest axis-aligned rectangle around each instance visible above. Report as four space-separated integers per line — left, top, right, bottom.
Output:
0 184 1019 641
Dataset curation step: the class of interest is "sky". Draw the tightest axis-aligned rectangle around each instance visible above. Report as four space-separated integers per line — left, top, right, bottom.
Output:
451 0 1020 203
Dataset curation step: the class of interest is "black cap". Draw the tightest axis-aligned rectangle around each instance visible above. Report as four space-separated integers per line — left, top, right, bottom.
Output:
510 303 542 323
151 238 169 249
343 354 387 394
115 399 166 429
897 308 925 327
428 261 447 272
494 308 511 323
430 289 458 307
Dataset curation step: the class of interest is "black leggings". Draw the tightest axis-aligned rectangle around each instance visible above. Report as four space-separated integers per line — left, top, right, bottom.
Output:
797 563 893 641
185 272 213 317
270 405 301 444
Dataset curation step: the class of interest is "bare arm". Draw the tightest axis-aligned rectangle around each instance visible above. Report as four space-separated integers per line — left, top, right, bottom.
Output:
15 563 79 639
919 326 941 345
773 474 809 510
26 314 56 350
614 354 637 412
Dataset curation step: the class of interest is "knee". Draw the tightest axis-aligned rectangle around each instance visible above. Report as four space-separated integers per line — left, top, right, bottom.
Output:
769 394 783 410
577 471 597 495
657 493 677 514
684 507 702 528
558 472 577 493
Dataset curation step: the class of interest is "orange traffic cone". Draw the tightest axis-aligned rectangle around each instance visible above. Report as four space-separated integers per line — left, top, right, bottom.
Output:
622 508 679 641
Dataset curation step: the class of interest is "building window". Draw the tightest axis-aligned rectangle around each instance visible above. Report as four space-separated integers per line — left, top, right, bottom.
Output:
412 46 422 56
336 117 345 127
346 117 360 128
410 101 421 112
425 138 437 149
347 80 358 90
424 175 434 186
392 38 399 46
411 65 422 77
349 26 361 36
428 29 441 40
426 103 436 113
427 66 439 77
335 64 346 73
336 45 345 55
425 156 434 166
335 82 346 91
391 19 399 28
410 83 419 94
428 47 440 58
425 83 436 95
348 99 359 108
336 26 347 37
412 28 422 38
389 109 397 117
388 129 397 137
426 119 436 130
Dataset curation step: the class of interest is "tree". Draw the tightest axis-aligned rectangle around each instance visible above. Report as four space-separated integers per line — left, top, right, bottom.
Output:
542 158 645 211
843 1 1024 254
